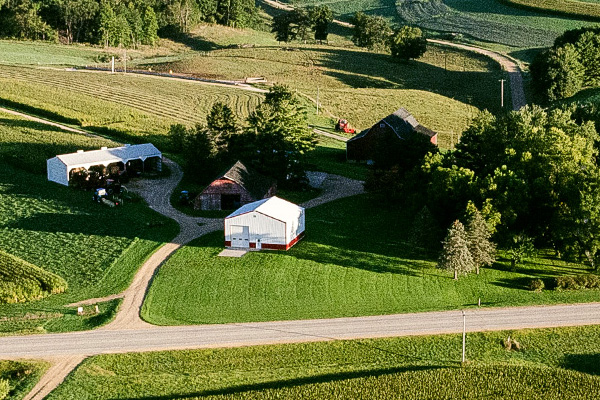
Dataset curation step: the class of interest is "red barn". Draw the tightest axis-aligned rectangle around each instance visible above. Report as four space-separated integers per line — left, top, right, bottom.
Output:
346 108 437 163
194 161 276 210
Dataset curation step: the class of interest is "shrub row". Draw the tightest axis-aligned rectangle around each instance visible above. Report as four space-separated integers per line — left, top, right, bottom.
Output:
529 274 600 292
0 250 67 303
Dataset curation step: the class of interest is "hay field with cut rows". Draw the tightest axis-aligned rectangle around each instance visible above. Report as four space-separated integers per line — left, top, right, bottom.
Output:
0 64 263 148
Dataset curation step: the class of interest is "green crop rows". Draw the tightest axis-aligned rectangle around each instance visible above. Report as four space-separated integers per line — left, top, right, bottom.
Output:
48 325 600 399
0 250 67 304
502 0 600 20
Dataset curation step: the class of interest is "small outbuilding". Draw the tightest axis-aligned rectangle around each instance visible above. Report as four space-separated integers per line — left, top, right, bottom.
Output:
47 143 162 186
346 107 437 163
194 161 276 211
224 196 305 250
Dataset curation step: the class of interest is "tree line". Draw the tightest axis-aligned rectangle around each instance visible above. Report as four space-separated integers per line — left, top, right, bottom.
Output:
531 26 600 102
271 8 427 61
0 0 259 46
367 103 600 274
169 85 317 187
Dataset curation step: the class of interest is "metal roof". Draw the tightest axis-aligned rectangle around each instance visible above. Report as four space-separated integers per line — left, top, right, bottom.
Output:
54 143 161 167
226 196 303 222
218 161 275 199
347 107 436 142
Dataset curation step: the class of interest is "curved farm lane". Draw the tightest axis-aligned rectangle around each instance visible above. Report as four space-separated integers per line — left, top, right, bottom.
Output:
426 39 526 111
261 0 527 111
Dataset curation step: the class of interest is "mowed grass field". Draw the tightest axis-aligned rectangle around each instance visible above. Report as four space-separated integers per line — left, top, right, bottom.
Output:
152 40 491 139
142 194 599 325
48 325 600 399
502 0 600 19
0 114 178 334
0 63 264 150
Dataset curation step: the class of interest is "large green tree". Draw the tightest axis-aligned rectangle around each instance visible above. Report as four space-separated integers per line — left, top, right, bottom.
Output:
351 12 392 51
245 85 316 184
390 26 427 61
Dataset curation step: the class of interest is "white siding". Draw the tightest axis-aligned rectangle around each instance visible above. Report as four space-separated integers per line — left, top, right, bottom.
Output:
225 211 286 245
46 157 69 186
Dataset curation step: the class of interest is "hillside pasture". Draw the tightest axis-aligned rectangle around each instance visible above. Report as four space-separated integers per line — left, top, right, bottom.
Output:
48 325 600 399
0 64 263 149
142 194 599 326
151 42 493 141
0 115 178 334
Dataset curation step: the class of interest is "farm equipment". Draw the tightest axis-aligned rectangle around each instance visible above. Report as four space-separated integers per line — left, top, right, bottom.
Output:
93 184 125 207
335 119 355 134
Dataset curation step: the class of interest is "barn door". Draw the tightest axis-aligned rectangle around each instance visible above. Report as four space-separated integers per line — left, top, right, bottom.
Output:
230 225 249 248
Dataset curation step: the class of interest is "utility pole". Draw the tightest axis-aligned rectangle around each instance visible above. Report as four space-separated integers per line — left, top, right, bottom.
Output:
462 310 466 363
499 79 505 108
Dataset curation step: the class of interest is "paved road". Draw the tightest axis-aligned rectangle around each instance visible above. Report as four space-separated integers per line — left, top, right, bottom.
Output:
2 303 600 359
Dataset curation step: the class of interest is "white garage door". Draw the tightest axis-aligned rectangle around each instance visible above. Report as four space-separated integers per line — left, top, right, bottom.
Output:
230 225 249 248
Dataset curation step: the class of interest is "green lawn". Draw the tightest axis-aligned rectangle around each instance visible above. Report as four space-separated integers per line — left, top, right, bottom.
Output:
0 116 178 334
142 194 599 326
48 324 600 399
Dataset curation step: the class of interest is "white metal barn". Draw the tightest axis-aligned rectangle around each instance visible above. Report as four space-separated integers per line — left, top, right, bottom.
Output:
224 196 305 250
47 144 162 186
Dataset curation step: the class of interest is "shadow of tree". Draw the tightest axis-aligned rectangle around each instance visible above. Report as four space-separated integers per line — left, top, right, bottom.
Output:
110 365 446 400
561 354 600 375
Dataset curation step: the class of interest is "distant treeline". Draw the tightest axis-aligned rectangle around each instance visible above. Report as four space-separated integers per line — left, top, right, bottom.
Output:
0 0 259 46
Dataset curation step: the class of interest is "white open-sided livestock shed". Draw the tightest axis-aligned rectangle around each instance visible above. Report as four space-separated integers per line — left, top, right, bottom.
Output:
224 196 305 250
47 144 162 186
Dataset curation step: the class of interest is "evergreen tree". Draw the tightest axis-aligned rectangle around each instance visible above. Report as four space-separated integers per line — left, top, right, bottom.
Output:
438 220 474 280
271 12 294 43
207 102 239 158
575 30 600 87
245 85 316 185
465 208 496 274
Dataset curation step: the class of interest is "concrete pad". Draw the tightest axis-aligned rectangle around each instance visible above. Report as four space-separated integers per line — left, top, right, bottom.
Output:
218 248 248 257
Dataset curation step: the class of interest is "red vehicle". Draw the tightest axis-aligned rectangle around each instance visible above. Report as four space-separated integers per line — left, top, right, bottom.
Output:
335 119 355 134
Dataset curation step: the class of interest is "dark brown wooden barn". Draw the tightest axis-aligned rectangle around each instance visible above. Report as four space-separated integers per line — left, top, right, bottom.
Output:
346 108 438 162
194 161 277 210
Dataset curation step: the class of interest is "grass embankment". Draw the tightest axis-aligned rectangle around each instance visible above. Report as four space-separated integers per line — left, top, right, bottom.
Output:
142 194 598 325
0 360 48 400
500 0 600 20
49 325 600 399
0 250 67 303
0 115 179 334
